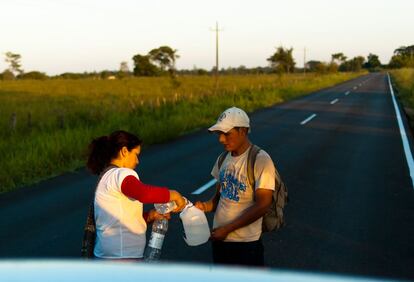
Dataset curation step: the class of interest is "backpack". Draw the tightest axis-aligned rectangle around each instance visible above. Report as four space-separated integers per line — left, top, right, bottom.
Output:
217 145 288 232
81 165 118 258
80 203 96 258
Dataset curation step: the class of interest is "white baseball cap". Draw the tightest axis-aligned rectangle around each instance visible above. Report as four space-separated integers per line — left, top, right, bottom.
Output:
208 107 250 133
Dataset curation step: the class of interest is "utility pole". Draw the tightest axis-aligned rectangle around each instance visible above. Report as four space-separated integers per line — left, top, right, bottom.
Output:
303 47 307 75
210 22 222 80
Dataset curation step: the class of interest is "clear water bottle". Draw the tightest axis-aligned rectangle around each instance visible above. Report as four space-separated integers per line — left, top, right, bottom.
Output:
154 201 177 215
144 217 168 262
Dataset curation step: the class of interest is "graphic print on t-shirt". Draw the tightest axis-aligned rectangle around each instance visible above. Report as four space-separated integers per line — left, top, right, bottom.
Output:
219 163 247 202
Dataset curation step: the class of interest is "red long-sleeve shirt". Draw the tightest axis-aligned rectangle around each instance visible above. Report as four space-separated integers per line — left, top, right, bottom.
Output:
120 175 170 222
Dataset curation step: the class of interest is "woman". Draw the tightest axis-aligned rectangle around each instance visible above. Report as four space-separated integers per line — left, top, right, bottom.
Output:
86 130 186 260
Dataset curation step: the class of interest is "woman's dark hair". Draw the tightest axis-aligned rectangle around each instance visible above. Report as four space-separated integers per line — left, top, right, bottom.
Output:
86 130 143 175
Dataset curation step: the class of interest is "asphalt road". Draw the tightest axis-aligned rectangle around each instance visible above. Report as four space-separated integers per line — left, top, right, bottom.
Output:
1 73 413 280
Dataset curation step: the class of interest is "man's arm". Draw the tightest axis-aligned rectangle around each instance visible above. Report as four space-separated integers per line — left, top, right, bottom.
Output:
194 183 221 212
210 188 272 241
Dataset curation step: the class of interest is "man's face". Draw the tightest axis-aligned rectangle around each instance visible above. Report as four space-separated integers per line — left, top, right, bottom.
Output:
216 128 247 152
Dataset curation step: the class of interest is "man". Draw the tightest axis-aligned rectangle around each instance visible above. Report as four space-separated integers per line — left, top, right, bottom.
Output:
195 106 276 266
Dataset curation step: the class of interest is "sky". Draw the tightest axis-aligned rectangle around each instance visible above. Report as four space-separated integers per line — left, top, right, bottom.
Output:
0 0 413 75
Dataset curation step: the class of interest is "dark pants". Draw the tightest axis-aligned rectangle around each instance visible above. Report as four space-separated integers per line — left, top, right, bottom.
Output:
211 239 264 266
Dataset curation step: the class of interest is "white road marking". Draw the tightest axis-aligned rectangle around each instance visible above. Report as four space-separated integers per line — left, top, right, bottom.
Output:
387 73 414 189
330 98 339 105
345 91 350 96
300 114 317 125
192 178 217 194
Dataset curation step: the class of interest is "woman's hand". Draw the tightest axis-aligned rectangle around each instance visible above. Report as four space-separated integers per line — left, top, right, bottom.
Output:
169 190 187 212
146 209 171 223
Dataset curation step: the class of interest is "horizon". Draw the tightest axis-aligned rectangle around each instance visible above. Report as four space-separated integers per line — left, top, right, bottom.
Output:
0 0 413 76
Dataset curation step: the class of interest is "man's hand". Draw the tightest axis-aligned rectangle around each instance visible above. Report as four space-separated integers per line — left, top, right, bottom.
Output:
208 189 273 240
146 209 171 223
210 226 231 241
194 201 208 212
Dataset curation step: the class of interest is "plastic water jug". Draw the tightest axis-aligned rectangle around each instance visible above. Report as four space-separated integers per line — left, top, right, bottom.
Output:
179 200 210 246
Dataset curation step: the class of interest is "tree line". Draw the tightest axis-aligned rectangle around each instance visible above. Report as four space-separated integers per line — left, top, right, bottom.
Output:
1 44 413 80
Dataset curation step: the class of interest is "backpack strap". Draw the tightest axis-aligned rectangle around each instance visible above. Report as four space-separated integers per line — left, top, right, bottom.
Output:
217 151 229 169
99 164 119 182
217 145 260 187
247 144 261 189
81 164 118 258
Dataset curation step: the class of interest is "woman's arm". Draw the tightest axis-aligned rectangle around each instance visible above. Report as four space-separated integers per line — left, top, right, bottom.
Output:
121 175 170 203
121 175 186 211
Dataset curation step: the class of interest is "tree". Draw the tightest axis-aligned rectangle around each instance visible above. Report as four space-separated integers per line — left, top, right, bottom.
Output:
267 46 296 74
331 53 347 64
339 56 365 72
132 54 158 76
148 46 179 75
118 61 130 78
119 61 130 73
388 45 414 68
389 55 407 69
307 61 331 74
0 69 15 80
18 71 48 80
58 72 89 79
329 53 347 73
200 69 209 75
327 62 339 73
100 70 116 79
394 45 414 57
4 51 23 75
306 60 329 73
352 56 366 71
235 65 248 75
364 53 381 70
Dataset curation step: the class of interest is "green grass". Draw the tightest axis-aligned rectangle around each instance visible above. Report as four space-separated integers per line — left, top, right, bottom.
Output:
390 68 414 131
0 72 364 193
390 68 414 108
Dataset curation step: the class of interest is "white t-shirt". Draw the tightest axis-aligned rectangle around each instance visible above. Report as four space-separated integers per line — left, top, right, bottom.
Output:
94 167 147 259
211 146 276 242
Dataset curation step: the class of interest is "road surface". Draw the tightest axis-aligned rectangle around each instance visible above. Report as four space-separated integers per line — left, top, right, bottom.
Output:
1 73 413 280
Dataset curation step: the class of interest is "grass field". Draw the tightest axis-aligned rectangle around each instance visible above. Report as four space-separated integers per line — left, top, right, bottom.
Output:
0 72 364 193
390 68 414 130
390 68 414 108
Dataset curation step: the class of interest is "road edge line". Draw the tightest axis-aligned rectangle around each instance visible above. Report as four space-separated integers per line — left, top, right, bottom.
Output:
387 73 414 189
